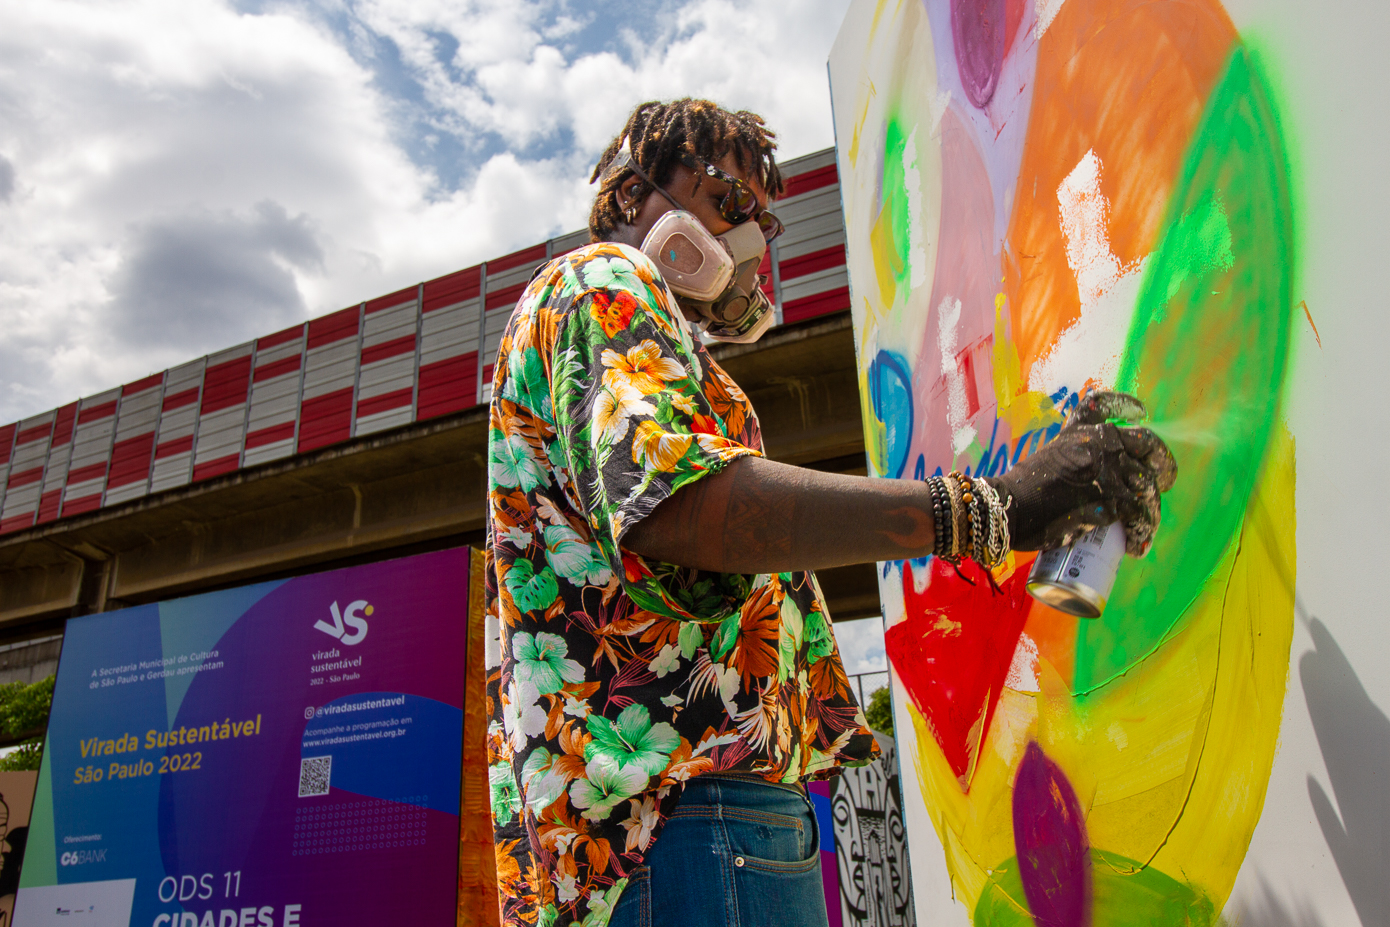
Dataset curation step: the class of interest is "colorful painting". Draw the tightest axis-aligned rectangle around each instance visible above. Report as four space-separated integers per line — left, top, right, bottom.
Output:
828 0 1297 923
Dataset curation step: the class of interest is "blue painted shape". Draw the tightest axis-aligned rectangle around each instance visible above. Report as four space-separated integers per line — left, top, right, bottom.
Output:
869 350 914 478
807 781 836 852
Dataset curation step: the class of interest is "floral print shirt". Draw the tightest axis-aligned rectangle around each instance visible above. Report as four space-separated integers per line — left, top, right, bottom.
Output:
483 242 878 927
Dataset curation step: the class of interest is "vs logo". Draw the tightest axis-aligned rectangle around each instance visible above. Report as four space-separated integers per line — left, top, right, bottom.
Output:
315 600 371 645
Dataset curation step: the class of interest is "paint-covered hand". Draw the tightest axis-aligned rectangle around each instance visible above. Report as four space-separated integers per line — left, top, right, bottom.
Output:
987 392 1178 557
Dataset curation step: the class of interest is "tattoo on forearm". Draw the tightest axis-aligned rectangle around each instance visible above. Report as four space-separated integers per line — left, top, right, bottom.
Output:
882 506 934 551
720 472 795 568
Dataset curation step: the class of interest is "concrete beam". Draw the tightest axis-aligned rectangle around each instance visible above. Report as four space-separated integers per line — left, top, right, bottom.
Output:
0 312 882 627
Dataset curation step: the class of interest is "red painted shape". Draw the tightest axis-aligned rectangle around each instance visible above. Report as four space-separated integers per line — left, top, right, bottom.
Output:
486 280 529 312
154 435 194 460
356 388 413 419
0 513 36 534
297 388 354 453
489 243 547 274
0 424 15 467
200 356 253 414
782 286 850 324
782 164 838 199
122 373 165 396
306 306 361 349
15 423 53 447
416 353 479 421
253 355 302 384
192 453 241 482
884 558 1032 789
779 245 847 281
956 345 982 419
35 488 63 524
107 433 157 489
162 388 200 412
77 400 118 425
66 462 109 486
245 422 296 450
365 286 417 314
1013 742 1092 927
257 323 304 351
422 266 482 313
361 334 417 366
50 403 78 448
5 467 43 489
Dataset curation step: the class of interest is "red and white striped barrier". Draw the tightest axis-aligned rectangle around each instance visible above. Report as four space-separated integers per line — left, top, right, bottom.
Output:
0 149 848 534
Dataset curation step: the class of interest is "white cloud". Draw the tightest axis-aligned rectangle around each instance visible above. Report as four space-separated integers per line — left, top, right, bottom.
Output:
0 0 853 423
833 616 888 677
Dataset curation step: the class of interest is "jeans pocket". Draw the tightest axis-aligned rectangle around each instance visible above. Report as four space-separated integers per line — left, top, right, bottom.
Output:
608 866 651 927
719 805 812 864
730 841 827 927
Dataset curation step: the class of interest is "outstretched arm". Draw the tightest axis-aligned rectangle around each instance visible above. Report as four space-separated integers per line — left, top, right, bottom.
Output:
623 392 1179 574
623 455 936 574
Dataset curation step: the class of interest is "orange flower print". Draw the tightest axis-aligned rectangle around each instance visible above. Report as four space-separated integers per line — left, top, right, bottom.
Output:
602 341 685 395
632 421 693 473
589 291 638 339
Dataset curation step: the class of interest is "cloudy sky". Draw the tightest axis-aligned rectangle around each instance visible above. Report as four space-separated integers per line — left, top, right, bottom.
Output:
0 0 857 425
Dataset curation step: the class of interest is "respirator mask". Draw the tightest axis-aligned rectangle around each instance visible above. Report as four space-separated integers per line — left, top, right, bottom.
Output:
611 150 780 344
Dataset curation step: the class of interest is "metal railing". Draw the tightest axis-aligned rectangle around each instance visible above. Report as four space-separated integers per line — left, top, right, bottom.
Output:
847 670 890 707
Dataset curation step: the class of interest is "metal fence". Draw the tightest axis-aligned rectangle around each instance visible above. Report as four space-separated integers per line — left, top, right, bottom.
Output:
848 670 890 707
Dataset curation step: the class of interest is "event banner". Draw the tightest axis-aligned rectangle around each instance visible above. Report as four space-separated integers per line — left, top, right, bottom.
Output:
15 548 471 926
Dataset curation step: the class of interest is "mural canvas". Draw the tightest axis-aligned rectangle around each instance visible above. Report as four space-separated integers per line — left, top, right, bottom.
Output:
826 0 1382 922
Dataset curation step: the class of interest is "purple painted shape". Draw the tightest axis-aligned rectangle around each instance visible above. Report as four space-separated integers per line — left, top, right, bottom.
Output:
822 851 843 927
808 779 842 926
1012 742 1092 927
951 0 1007 108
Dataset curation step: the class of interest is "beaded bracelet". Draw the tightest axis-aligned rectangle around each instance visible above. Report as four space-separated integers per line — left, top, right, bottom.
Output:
924 471 1012 570
924 475 954 561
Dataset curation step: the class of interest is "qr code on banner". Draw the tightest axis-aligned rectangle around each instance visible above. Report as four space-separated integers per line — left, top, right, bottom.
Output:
298 756 332 798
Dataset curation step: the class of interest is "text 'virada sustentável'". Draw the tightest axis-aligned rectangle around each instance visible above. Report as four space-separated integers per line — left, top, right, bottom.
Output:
79 715 262 758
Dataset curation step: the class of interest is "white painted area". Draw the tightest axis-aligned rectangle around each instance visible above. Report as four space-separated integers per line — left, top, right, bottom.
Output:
1029 149 1144 394
929 89 953 139
936 297 977 457
1034 0 1067 39
1058 151 1124 306
1004 633 1041 693
903 129 929 290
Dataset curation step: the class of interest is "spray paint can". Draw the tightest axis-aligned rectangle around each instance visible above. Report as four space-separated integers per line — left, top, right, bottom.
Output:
1025 522 1126 618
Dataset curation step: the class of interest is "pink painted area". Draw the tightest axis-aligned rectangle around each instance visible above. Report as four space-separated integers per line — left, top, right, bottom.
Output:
914 106 1011 473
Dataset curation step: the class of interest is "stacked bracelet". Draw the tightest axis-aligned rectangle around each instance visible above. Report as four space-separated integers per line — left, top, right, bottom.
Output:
922 471 1011 570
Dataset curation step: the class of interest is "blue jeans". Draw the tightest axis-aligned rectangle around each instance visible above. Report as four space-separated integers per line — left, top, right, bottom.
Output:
608 776 829 927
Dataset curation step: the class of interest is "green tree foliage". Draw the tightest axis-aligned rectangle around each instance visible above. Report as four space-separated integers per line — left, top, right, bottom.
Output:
0 675 54 771
864 686 894 737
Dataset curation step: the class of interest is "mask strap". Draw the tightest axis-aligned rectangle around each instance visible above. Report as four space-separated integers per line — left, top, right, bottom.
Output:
614 149 686 214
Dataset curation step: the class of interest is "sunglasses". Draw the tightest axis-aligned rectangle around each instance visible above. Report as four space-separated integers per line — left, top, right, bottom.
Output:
678 153 784 243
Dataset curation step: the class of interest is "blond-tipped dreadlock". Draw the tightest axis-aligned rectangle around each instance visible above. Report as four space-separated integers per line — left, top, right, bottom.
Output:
587 99 785 242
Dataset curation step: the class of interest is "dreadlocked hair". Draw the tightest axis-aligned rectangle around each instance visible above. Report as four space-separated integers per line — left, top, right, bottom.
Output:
587 98 785 242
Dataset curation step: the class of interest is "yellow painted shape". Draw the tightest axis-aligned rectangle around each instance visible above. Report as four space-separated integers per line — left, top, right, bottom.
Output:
990 292 1061 437
908 426 1295 917
857 355 889 477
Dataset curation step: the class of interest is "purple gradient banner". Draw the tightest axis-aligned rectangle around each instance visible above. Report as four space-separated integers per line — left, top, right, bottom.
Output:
17 548 470 927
